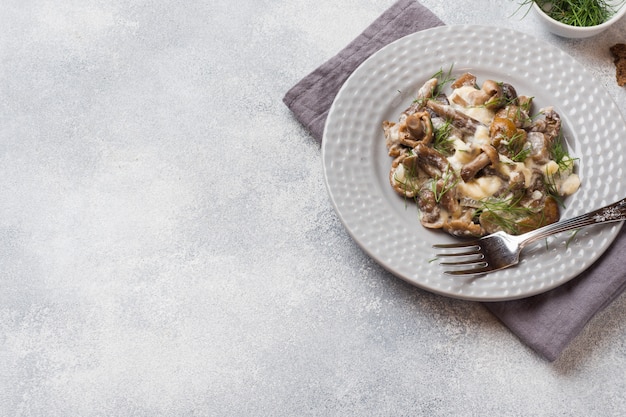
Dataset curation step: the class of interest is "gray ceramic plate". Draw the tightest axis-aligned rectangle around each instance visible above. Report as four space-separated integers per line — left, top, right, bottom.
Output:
322 25 626 301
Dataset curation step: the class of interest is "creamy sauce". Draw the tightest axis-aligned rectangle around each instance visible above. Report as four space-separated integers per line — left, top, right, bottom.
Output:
383 72 581 237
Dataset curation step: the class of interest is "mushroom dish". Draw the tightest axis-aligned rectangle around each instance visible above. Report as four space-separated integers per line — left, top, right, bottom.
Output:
383 69 580 238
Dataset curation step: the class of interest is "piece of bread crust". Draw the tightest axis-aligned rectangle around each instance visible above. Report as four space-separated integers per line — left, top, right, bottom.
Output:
616 59 626 87
610 44 626 87
610 43 626 59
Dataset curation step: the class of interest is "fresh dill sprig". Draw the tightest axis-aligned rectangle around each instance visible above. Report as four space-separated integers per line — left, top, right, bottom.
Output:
549 132 579 170
519 96 534 113
475 195 541 235
484 82 519 109
550 134 568 163
430 65 456 98
432 167 459 203
543 131 578 207
433 119 455 155
543 172 565 208
414 65 456 107
393 162 420 198
505 131 532 162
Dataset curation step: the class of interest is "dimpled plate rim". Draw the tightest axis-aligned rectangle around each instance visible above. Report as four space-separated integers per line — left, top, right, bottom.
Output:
321 25 626 302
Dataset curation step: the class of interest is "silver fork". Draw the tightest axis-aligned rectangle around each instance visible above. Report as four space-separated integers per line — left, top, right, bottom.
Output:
433 198 626 276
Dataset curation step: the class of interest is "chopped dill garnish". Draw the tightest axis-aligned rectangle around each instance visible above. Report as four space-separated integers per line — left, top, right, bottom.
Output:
543 130 579 207
520 96 534 112
505 131 532 162
414 65 456 107
433 119 455 155
543 171 565 208
486 82 519 109
432 167 459 203
549 132 578 170
475 195 541 235
393 169 418 196
392 154 422 208
550 134 568 164
430 65 456 98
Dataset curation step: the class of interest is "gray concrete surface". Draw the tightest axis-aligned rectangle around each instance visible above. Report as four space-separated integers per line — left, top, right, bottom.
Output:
1 0 625 415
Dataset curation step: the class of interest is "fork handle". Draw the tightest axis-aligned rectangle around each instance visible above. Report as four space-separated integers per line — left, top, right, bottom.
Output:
519 198 626 248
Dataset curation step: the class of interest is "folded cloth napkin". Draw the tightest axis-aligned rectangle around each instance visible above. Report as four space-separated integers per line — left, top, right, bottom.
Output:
283 0 626 361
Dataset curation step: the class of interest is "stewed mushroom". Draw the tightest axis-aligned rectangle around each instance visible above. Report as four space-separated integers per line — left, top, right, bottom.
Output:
382 69 581 238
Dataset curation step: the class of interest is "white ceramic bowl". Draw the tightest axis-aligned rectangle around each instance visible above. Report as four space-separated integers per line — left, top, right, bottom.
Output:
533 0 626 38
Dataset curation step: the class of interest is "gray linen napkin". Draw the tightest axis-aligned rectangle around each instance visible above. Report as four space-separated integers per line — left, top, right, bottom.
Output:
283 0 626 361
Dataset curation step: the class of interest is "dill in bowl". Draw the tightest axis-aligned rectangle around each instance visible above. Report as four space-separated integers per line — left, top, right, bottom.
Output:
519 0 621 26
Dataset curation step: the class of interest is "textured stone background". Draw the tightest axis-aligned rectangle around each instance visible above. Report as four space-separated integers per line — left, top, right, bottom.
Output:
1 0 625 415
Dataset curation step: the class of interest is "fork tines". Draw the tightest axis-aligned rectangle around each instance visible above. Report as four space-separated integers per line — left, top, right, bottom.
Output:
432 240 480 249
433 241 489 276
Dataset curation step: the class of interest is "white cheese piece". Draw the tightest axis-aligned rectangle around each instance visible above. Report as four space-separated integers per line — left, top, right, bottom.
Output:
495 156 534 189
543 160 559 177
449 86 476 107
560 174 581 196
457 176 503 200
449 86 496 125
448 139 474 169
465 106 495 126
472 125 491 147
